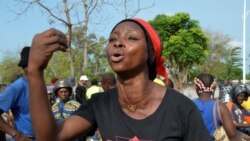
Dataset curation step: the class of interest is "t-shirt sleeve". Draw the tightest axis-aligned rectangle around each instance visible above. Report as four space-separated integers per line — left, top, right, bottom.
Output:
72 96 98 128
0 83 19 114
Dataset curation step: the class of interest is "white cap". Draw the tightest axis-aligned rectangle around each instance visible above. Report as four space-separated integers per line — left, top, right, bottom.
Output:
80 75 88 81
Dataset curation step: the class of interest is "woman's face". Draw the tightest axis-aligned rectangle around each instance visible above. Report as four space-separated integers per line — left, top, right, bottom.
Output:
236 93 247 105
106 21 148 75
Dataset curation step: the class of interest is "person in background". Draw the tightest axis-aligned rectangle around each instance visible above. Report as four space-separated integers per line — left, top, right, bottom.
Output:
46 85 55 105
228 84 250 136
28 18 211 140
241 83 250 125
50 77 59 87
51 79 86 141
193 73 241 140
241 83 250 112
52 79 80 122
0 46 36 140
67 77 77 100
100 72 117 91
86 79 103 99
219 79 232 103
75 75 88 103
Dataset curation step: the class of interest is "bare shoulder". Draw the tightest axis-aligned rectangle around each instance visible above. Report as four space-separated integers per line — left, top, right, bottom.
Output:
218 101 231 118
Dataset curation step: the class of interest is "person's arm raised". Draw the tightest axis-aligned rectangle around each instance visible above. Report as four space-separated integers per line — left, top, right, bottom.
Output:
28 29 68 140
29 29 93 141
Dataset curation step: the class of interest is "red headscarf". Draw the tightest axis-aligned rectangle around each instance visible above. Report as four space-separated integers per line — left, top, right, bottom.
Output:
132 18 168 83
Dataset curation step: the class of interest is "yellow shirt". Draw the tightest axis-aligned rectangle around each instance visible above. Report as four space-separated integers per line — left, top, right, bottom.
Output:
86 85 104 99
153 78 165 86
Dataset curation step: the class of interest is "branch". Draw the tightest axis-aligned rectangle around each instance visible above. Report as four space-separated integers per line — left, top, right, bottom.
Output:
88 0 99 17
36 0 70 26
8 0 35 22
85 39 107 48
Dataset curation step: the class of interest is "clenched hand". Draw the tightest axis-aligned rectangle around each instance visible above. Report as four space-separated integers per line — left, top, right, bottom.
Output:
28 29 68 72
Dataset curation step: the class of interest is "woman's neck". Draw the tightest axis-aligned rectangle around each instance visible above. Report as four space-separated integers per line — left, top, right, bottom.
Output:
198 92 212 101
117 76 155 112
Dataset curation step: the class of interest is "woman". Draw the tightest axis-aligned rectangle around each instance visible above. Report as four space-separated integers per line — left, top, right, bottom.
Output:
193 73 241 140
28 19 210 140
229 84 250 135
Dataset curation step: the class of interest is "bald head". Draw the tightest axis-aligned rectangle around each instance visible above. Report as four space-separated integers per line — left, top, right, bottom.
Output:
101 73 116 91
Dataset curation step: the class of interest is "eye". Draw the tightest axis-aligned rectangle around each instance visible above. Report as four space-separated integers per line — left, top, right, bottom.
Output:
108 36 116 43
128 36 138 41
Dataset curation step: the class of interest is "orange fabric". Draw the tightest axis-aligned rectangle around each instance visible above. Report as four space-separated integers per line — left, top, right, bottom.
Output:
244 116 250 124
226 101 234 112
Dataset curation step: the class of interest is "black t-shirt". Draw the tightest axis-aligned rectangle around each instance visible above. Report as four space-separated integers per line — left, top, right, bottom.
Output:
73 87 210 141
75 85 87 103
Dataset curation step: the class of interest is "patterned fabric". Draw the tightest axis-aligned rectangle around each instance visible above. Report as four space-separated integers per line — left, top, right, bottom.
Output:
219 85 232 103
52 100 80 122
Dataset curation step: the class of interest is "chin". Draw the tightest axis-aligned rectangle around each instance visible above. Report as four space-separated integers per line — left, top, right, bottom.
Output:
110 64 127 72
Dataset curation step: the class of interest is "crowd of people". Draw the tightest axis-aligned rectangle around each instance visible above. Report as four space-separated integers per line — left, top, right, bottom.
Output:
0 18 250 141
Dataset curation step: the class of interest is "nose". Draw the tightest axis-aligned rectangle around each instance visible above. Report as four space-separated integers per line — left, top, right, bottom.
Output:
114 40 124 48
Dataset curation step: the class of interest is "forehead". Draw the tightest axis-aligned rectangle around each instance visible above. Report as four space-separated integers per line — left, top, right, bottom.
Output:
237 93 247 97
58 88 70 91
112 21 145 34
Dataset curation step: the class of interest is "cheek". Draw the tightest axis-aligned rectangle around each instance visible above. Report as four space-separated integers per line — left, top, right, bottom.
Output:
105 46 112 61
128 45 148 61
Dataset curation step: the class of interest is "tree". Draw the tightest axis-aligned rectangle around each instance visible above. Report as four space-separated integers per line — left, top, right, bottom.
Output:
12 0 109 78
105 0 154 18
149 13 209 92
0 52 22 84
189 31 243 82
11 0 153 80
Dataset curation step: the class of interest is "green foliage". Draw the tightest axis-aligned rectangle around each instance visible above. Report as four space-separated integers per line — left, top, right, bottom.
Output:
150 13 208 70
247 73 250 80
43 26 110 83
0 53 22 84
149 13 209 90
192 31 243 82
44 51 71 84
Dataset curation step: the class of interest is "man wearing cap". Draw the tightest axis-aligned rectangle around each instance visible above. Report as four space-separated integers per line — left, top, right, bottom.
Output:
75 75 88 103
0 46 36 140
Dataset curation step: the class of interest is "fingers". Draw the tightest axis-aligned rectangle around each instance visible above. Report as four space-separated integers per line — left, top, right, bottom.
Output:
29 28 68 71
42 28 66 40
44 35 68 52
34 29 68 52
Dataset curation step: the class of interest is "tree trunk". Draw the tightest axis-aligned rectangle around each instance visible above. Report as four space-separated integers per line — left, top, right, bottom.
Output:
171 69 188 93
82 0 89 74
63 0 75 77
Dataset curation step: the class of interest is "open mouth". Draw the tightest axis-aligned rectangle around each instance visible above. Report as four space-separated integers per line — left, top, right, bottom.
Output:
110 51 124 63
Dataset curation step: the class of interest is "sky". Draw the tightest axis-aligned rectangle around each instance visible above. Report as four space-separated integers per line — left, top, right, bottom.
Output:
0 0 250 73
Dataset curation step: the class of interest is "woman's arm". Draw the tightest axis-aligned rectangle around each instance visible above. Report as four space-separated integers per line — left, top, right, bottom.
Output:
28 29 92 141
